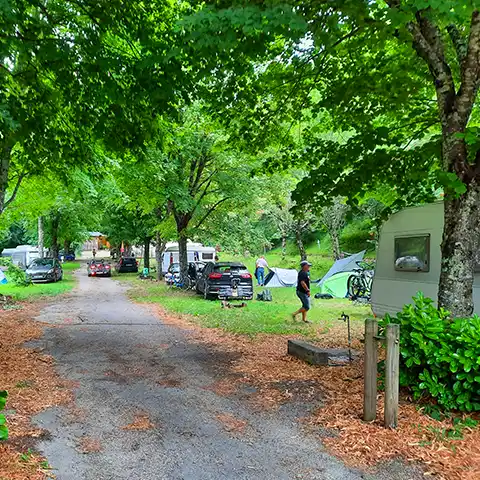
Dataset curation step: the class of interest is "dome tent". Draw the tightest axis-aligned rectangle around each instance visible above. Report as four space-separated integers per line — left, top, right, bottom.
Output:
263 267 298 287
317 251 366 298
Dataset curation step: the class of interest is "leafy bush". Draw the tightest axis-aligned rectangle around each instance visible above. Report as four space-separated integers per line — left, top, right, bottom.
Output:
381 293 480 412
0 390 7 440
0 258 30 286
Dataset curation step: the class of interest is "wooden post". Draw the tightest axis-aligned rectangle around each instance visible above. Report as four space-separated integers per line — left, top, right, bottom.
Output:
384 324 400 428
363 318 378 422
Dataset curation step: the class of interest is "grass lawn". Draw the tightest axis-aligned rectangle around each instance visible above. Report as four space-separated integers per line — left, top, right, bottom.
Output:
0 261 80 301
120 275 372 339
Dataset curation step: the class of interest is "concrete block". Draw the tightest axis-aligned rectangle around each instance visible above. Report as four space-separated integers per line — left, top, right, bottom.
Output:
287 340 329 365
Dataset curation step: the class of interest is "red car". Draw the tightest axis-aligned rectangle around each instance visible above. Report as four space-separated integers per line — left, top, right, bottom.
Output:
87 260 112 277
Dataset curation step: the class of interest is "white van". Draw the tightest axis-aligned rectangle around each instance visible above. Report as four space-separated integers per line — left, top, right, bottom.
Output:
371 202 480 316
161 242 216 273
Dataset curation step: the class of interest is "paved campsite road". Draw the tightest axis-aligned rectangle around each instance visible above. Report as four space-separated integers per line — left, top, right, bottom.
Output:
32 269 422 480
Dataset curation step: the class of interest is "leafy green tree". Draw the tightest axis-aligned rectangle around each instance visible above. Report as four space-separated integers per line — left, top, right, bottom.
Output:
0 0 201 216
197 0 480 316
151 109 255 281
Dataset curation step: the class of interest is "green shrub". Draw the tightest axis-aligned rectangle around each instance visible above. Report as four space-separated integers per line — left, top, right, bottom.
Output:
381 293 480 412
0 390 7 440
0 258 30 286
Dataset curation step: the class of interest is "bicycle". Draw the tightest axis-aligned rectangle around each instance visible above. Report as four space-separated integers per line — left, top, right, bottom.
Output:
170 273 195 290
347 261 375 300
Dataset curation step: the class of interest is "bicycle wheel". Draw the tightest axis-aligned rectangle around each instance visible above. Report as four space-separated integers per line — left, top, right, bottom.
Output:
347 275 365 298
181 276 191 290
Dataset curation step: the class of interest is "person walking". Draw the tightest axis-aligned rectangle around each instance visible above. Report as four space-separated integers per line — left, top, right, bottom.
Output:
92 248 96 259
255 255 269 286
292 260 312 323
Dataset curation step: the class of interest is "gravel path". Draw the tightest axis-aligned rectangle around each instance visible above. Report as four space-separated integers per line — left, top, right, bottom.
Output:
32 269 422 480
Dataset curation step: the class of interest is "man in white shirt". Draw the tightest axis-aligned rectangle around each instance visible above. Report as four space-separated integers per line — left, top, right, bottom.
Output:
255 256 269 286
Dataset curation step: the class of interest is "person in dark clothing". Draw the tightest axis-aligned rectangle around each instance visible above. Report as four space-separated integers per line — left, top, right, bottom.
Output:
188 262 197 280
291 260 312 323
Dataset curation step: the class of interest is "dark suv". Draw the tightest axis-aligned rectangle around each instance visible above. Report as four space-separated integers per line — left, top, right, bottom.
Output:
115 257 139 273
196 262 253 300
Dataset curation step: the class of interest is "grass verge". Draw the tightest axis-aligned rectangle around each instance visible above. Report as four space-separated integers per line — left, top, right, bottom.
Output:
120 275 371 338
0 262 80 301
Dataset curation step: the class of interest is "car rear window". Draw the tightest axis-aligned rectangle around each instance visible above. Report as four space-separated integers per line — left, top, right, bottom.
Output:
213 265 248 274
122 258 136 265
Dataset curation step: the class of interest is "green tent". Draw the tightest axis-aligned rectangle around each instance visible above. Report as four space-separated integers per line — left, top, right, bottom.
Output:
318 271 351 298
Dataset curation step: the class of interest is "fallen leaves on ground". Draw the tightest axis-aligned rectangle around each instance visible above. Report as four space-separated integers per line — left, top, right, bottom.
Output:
151 303 480 480
77 436 102 454
0 302 72 479
121 413 155 431
216 413 248 433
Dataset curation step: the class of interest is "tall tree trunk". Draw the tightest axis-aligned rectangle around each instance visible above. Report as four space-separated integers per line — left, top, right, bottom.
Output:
0 141 23 215
178 231 188 284
0 148 9 215
174 211 192 284
281 234 287 259
155 231 166 281
406 10 480 317
295 230 307 261
329 231 341 260
51 213 60 259
38 216 44 258
144 237 151 270
438 183 480 317
0 139 12 215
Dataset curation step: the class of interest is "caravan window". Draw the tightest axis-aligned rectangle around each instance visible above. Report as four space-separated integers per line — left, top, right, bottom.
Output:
394 235 430 272
202 252 214 260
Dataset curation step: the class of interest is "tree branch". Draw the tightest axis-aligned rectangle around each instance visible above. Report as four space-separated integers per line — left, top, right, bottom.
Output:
193 197 230 230
193 176 215 211
455 10 480 126
407 15 456 118
4 172 26 209
447 24 468 65
193 168 217 197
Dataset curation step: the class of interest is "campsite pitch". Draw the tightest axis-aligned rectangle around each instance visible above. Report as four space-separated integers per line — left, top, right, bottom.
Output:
124 280 371 337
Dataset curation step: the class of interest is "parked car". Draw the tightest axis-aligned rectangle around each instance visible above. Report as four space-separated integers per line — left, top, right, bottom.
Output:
59 250 76 261
87 259 112 277
26 258 63 283
196 261 253 300
165 261 206 286
165 262 180 285
115 257 139 273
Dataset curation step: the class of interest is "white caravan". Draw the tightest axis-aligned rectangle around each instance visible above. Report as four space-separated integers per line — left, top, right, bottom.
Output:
1 245 40 270
372 201 480 317
161 242 216 273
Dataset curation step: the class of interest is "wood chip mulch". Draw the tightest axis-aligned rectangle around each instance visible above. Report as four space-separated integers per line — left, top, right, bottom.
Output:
151 303 480 480
121 413 155 431
216 413 248 433
77 436 102 454
0 302 72 479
